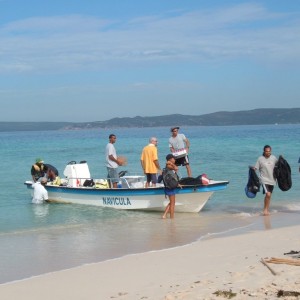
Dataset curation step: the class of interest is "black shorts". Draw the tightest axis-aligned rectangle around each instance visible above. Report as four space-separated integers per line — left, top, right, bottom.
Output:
175 155 189 166
263 184 274 194
146 173 157 184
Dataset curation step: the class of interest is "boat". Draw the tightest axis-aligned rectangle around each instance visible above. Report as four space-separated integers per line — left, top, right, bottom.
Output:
25 161 229 213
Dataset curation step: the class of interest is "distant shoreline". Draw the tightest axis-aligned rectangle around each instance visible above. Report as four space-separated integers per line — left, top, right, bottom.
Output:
1 108 300 132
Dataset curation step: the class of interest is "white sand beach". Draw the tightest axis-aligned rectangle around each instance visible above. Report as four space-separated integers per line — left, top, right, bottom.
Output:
1 221 300 300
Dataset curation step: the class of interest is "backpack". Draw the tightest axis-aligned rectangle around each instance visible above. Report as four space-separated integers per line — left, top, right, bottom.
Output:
162 168 179 189
273 155 292 191
83 179 95 187
245 167 261 198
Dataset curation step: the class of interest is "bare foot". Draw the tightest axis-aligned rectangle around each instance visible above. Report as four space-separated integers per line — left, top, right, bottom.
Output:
263 211 270 216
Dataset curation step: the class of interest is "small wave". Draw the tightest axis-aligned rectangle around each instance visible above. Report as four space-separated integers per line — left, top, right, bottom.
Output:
282 203 300 212
236 212 259 217
197 223 255 241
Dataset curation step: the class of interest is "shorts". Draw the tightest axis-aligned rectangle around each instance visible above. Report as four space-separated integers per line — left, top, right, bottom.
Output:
175 155 189 166
164 188 176 196
146 173 157 184
107 167 119 183
262 184 274 194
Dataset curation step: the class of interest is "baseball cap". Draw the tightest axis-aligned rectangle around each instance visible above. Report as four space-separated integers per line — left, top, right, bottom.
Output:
170 126 180 132
166 154 175 161
36 158 44 163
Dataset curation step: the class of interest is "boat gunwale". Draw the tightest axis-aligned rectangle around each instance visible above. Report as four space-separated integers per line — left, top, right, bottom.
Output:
24 180 229 194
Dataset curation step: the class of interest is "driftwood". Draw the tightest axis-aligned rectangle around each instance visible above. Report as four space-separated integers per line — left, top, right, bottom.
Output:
265 257 300 266
260 258 277 275
284 250 300 255
277 290 300 297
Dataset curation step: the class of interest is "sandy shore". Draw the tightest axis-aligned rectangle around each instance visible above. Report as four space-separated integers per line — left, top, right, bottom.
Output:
1 220 300 300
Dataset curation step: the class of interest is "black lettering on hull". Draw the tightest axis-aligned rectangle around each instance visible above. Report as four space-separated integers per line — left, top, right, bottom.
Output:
103 197 131 206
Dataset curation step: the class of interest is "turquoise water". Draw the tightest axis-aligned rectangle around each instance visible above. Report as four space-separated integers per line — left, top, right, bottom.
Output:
0 125 300 284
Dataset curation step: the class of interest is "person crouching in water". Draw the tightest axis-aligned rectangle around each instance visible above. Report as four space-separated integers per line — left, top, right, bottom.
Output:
32 177 48 204
162 154 181 219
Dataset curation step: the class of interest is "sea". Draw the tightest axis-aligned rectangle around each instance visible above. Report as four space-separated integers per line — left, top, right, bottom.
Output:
0 124 300 284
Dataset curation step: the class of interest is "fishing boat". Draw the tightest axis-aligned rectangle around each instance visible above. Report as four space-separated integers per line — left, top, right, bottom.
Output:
24 161 229 213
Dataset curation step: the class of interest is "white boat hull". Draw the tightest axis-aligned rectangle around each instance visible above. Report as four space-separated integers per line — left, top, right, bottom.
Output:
25 180 229 213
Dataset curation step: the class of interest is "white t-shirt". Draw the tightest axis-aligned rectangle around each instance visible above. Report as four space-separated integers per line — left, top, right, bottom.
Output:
255 155 277 185
169 133 186 150
32 182 48 204
105 143 118 168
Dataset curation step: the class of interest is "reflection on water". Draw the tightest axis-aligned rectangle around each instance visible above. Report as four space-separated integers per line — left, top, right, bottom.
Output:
263 215 272 230
1 202 300 284
32 204 49 218
0 209 253 284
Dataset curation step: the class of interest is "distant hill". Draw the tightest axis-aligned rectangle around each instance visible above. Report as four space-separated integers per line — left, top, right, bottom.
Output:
1 108 300 132
0 122 70 132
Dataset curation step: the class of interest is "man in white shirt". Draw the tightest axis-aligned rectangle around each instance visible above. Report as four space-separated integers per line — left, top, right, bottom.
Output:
254 145 277 216
32 177 48 204
105 134 125 188
169 127 192 177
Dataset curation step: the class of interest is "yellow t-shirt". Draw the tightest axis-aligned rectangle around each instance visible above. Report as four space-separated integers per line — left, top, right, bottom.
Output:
140 144 159 174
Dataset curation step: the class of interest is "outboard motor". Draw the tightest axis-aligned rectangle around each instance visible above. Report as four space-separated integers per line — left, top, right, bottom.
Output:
63 161 91 187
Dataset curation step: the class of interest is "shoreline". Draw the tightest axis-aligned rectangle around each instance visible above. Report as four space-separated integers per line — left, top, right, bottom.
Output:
1 216 300 299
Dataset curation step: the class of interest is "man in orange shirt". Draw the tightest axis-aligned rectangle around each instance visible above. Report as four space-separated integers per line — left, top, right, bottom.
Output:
140 137 162 187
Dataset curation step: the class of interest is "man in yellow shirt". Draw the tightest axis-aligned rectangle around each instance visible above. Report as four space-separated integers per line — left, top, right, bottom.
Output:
140 137 162 187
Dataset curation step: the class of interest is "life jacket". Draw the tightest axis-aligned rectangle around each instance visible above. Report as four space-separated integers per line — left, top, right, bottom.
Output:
95 179 109 189
245 167 261 198
273 155 292 191
52 176 61 186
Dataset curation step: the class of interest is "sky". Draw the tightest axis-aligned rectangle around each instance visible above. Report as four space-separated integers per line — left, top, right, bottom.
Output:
0 0 299 122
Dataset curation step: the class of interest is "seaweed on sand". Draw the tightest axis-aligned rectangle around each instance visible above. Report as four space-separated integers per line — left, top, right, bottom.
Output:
213 289 237 298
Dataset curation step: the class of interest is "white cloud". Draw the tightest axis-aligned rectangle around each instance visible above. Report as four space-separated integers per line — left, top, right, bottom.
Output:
0 3 299 74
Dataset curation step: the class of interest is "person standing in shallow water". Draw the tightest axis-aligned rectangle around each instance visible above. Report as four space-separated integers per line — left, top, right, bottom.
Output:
105 134 126 188
31 177 48 204
140 137 162 187
168 126 192 177
162 154 181 219
254 145 277 216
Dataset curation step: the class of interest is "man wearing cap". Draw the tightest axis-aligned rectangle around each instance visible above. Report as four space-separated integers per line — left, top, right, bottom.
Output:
162 153 180 219
168 127 192 177
31 177 48 204
31 158 46 182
